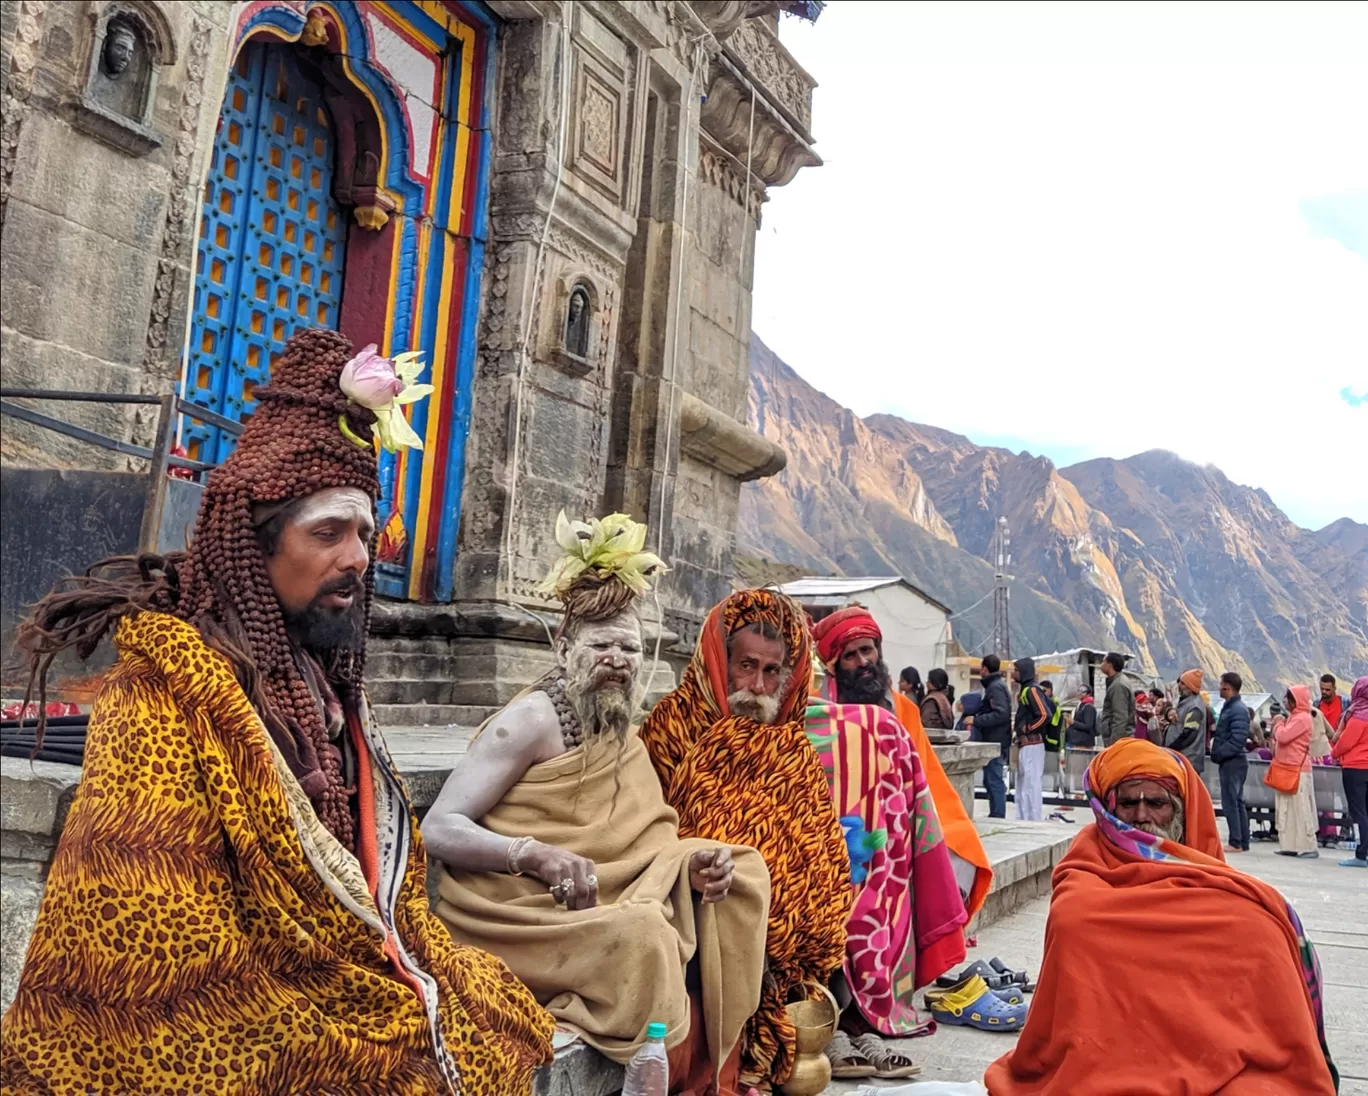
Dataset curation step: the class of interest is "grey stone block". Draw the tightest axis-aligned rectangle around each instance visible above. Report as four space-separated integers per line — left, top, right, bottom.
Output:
533 1044 622 1096
1 873 45 1016
9 110 170 251
0 758 81 839
0 198 161 368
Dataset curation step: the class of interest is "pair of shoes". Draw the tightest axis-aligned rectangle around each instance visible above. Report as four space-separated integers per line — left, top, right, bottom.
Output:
852 1033 921 1080
925 974 1028 1032
1276 850 1299 857
926 976 1025 1008
1298 851 1320 859
934 958 1031 993
825 1031 875 1079
1338 858 1368 868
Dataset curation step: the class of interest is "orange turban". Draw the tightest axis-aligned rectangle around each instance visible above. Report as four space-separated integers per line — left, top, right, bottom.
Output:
811 606 881 666
1179 669 1203 694
1088 737 1185 796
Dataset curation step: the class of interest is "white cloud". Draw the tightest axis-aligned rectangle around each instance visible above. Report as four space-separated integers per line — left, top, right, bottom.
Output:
754 1 1368 528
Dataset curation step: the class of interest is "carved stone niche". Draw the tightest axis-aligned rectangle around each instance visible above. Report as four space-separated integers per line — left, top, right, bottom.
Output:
73 0 176 156
549 275 599 377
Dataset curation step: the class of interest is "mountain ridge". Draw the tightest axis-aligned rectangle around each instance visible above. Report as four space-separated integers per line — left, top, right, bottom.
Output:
739 335 1368 689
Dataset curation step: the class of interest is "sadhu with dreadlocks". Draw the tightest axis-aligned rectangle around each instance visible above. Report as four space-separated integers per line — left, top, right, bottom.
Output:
425 512 772 1092
0 330 553 1094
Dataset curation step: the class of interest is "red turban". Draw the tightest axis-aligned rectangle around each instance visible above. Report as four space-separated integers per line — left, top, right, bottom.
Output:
811 606 882 667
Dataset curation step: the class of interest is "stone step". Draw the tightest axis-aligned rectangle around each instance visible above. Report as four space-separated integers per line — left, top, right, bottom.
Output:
364 651 454 681
370 703 497 729
535 1043 621 1096
969 816 1080 932
366 679 458 706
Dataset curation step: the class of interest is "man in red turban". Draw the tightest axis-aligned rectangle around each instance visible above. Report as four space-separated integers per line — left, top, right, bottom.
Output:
812 605 992 916
804 605 994 1072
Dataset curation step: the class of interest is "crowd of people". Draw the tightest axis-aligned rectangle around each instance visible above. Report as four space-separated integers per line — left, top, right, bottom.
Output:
948 647 1368 868
0 330 1349 1094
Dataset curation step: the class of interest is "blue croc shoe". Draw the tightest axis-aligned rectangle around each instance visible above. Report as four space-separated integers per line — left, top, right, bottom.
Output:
926 974 1028 1031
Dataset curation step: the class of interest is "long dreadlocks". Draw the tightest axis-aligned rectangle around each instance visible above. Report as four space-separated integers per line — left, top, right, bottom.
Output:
14 329 381 848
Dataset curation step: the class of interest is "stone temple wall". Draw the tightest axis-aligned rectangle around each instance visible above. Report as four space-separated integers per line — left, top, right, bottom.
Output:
1 0 235 468
1 0 820 705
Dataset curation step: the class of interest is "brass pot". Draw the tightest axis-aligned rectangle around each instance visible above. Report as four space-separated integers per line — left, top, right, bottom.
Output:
780 980 839 1096
779 1051 831 1096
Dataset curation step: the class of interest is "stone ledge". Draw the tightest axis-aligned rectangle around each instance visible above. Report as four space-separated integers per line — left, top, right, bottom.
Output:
678 391 787 482
970 820 1078 933
0 759 82 840
534 1043 621 1096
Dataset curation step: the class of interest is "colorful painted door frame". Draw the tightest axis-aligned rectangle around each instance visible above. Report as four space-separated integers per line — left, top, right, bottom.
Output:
194 0 496 603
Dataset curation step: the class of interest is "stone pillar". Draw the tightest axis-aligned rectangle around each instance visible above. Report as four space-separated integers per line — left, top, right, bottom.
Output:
932 741 1002 819
0 758 80 1015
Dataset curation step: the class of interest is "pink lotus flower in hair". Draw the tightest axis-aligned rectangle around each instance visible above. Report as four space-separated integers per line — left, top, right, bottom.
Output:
338 343 432 452
340 343 404 406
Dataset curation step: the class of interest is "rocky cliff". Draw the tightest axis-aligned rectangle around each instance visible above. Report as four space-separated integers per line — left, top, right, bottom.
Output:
739 335 1368 689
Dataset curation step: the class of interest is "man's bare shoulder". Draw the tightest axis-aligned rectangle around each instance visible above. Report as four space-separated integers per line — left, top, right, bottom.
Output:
478 690 563 757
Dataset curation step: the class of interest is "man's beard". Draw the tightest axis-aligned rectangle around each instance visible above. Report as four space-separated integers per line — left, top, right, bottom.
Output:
728 689 781 724
566 664 642 741
283 576 366 653
1129 801 1186 844
835 658 892 705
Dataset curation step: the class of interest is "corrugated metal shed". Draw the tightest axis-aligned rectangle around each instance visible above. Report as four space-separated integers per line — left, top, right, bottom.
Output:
778 576 953 616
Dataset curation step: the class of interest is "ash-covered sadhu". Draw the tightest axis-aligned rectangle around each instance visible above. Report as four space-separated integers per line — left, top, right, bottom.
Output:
0 330 553 1095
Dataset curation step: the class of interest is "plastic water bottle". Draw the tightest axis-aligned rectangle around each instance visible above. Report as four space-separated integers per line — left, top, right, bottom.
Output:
622 1021 669 1096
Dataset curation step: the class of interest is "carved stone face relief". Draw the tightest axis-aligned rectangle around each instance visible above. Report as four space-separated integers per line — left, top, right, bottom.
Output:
565 286 591 358
102 22 137 77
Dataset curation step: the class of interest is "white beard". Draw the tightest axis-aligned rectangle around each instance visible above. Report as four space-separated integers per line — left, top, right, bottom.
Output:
728 689 780 724
567 673 643 740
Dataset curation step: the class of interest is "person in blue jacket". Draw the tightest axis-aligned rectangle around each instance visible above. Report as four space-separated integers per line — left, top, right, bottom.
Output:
1212 671 1251 852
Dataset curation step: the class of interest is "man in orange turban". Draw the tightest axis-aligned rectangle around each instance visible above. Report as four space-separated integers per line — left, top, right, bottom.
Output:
640 589 852 1088
985 738 1338 1095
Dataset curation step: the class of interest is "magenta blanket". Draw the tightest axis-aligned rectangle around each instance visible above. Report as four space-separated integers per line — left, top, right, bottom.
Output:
804 699 968 1035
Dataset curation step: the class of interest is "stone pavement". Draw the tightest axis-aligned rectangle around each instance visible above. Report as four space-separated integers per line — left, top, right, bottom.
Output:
826 835 1368 1095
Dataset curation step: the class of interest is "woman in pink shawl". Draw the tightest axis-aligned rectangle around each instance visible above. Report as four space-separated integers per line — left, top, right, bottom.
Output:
1331 677 1368 867
1273 684 1318 858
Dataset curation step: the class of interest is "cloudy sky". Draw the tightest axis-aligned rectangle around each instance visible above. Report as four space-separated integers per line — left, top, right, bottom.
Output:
753 1 1367 529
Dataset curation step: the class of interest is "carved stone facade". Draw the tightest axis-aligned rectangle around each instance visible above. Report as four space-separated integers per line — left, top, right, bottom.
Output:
0 0 821 710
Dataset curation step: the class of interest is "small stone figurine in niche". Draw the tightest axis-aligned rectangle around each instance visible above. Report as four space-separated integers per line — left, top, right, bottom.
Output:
564 285 591 359
102 21 137 77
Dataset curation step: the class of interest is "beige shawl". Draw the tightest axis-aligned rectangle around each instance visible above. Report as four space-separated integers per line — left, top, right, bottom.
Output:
434 726 770 1068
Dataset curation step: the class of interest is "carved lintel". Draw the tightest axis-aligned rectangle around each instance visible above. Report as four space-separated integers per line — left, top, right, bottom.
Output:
722 16 815 135
679 391 787 482
701 58 819 189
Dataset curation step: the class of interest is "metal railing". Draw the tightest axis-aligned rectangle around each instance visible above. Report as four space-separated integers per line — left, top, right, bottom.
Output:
0 388 242 553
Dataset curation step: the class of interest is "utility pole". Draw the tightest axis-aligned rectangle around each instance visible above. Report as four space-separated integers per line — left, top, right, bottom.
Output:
991 516 1012 661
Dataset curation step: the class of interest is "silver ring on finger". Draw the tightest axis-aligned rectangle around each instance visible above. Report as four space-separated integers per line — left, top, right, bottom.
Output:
586 874 598 887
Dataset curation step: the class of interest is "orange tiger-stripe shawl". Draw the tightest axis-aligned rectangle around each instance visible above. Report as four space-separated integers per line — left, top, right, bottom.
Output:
639 590 850 1084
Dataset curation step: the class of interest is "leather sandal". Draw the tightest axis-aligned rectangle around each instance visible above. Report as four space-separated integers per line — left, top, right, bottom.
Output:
824 1030 876 1079
853 1033 922 1079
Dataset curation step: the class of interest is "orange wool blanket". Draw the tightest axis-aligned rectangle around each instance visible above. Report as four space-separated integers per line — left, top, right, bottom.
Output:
985 740 1337 1095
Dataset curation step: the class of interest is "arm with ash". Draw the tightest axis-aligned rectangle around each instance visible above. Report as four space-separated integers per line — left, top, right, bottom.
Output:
421 693 601 909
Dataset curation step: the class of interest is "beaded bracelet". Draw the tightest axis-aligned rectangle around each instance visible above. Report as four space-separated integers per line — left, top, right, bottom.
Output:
506 835 535 876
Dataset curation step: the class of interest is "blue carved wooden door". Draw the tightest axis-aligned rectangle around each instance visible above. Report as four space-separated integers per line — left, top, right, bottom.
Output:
185 41 349 464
